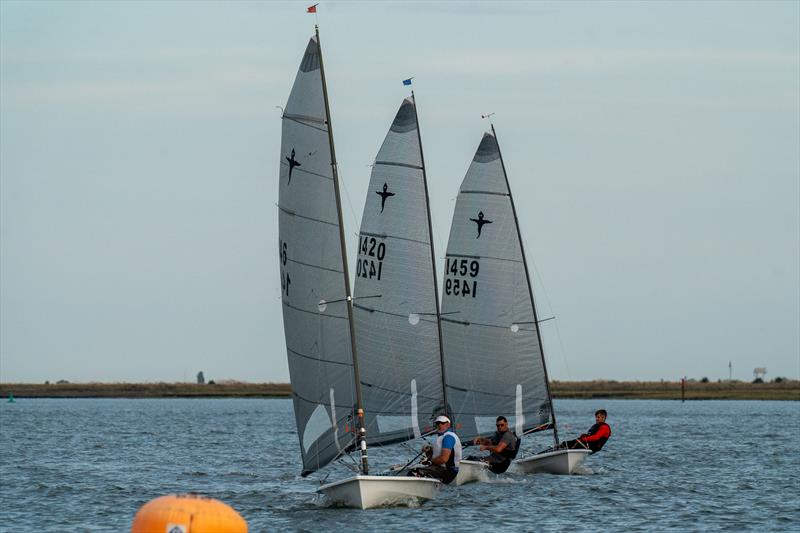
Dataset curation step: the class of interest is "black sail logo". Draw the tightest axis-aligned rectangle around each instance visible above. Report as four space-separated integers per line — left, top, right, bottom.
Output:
470 211 492 238
286 148 301 184
376 182 395 213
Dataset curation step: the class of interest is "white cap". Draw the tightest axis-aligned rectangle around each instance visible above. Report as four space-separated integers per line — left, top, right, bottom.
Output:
434 415 450 424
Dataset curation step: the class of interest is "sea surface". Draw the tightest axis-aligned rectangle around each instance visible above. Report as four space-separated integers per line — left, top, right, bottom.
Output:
1 398 798 532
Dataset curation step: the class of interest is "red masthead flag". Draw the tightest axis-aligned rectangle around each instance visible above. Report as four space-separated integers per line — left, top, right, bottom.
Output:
307 4 318 13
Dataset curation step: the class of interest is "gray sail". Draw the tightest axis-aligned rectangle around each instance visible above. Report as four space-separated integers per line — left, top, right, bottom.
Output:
353 98 445 446
440 131 554 442
278 36 357 475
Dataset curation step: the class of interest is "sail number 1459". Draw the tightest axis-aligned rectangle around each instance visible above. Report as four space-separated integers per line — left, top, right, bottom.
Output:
444 257 480 298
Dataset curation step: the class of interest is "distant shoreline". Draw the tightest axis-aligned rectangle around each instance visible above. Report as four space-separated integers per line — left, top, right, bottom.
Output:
1 380 797 401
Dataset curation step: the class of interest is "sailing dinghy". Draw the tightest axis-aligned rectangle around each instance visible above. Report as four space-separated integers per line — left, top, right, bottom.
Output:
440 127 589 477
352 93 480 488
278 29 440 509
353 95 450 454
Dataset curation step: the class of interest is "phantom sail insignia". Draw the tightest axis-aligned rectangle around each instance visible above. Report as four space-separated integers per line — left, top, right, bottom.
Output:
278 29 441 509
440 127 589 476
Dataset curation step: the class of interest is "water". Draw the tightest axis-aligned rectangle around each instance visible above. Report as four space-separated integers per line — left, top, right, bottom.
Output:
1 398 797 531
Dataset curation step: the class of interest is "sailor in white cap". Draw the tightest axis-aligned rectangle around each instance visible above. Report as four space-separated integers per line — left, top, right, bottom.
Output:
409 415 462 484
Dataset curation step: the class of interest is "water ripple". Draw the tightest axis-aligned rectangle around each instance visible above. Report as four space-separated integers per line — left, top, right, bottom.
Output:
1 398 798 531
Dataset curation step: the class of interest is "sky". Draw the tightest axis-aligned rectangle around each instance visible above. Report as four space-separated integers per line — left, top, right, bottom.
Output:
1 1 798 384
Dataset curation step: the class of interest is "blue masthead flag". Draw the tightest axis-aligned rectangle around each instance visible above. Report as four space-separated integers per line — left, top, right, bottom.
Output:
402 78 413 86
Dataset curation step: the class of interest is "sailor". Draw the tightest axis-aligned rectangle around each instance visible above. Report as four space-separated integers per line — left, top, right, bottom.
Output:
561 409 611 453
409 415 462 484
467 415 520 474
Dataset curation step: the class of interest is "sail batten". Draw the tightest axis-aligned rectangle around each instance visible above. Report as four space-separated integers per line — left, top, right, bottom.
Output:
374 161 424 170
445 253 523 264
283 112 326 124
441 131 555 442
278 165 335 181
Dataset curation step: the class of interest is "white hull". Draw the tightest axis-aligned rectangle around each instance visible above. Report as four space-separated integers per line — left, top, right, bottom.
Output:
455 459 489 485
514 449 591 475
317 475 441 509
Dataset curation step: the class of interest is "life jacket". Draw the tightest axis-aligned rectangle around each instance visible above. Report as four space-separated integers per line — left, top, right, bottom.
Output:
491 431 520 459
432 429 462 470
583 422 611 453
488 432 521 474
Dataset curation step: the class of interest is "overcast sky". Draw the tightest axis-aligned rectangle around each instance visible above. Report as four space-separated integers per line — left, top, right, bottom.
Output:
1 1 798 383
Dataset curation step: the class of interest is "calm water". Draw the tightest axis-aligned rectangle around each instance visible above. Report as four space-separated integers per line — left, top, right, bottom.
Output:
1 398 798 532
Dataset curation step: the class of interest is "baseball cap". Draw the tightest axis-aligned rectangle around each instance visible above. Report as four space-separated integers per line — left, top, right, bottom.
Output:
434 415 450 424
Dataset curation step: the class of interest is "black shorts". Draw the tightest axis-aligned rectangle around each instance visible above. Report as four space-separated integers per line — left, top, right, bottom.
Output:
409 464 458 484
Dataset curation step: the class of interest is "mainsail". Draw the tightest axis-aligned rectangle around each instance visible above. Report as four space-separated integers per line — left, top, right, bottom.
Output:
353 97 447 447
440 128 557 444
278 34 359 475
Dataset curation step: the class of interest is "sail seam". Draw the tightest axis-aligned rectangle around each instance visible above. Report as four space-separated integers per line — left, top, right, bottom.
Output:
374 160 424 170
459 190 510 196
360 381 442 402
292 391 355 410
288 347 352 367
283 114 328 132
354 303 437 321
287 257 344 275
283 112 325 124
280 161 333 181
278 205 339 227
446 384 538 399
358 231 430 247
366 434 418 447
445 253 523 264
441 317 536 331
284 301 348 320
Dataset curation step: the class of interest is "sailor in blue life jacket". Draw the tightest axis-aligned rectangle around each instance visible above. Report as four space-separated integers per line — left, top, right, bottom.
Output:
466 415 521 474
409 415 462 484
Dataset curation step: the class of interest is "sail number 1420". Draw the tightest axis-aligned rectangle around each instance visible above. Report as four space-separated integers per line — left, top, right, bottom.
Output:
357 235 386 280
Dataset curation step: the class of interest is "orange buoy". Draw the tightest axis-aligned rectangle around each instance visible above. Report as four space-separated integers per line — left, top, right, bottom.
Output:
131 494 247 533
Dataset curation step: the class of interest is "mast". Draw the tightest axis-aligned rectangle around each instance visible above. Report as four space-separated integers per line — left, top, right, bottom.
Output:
411 89 455 420
490 124 560 448
410 90 450 421
315 25 369 474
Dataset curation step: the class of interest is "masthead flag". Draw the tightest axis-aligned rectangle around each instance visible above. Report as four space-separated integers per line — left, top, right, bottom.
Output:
307 4 318 13
402 78 413 86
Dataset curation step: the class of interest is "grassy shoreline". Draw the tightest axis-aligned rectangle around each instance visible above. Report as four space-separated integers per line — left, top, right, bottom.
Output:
1 380 797 401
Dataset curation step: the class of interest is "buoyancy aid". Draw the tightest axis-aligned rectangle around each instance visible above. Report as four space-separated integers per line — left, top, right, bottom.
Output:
487 431 521 474
580 422 611 453
491 431 520 460
432 429 462 470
